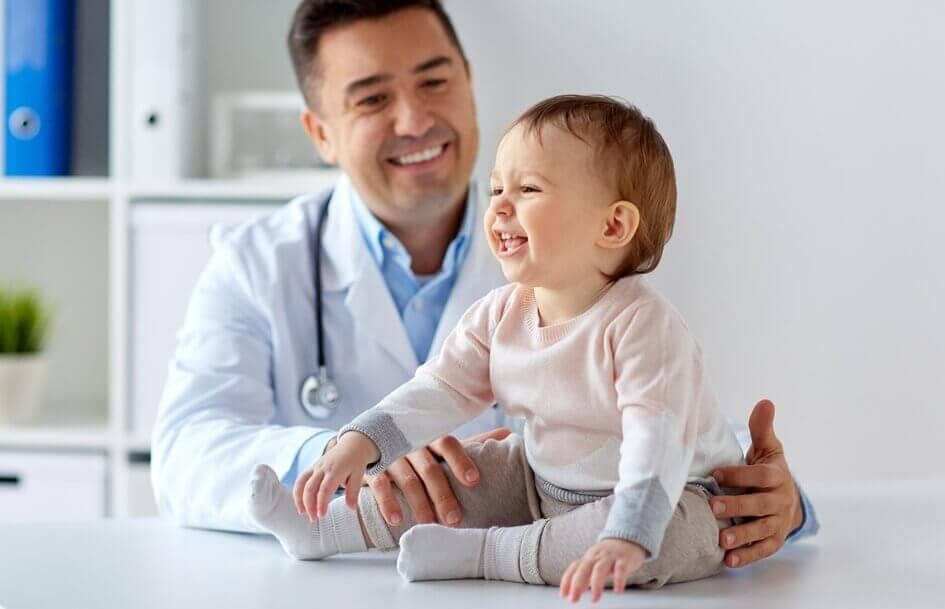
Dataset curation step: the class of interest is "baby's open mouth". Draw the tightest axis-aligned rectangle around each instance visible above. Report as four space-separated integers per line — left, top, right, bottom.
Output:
497 231 528 256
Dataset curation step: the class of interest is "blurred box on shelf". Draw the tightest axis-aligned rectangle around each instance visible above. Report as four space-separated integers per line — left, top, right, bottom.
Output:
211 91 332 180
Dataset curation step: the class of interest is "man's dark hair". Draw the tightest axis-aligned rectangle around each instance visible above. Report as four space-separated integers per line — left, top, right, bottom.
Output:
288 0 467 108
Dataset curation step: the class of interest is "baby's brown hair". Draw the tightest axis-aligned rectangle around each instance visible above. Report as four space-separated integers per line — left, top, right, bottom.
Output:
511 94 677 277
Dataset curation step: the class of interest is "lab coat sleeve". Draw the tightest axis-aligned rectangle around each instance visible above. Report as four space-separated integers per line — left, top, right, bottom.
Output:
150 242 329 533
338 290 501 474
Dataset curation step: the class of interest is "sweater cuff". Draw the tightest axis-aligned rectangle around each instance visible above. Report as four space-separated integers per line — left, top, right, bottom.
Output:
598 477 673 559
337 409 412 476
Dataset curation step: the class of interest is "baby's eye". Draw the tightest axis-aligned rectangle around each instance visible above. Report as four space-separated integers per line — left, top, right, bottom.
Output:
489 186 503 196
521 184 541 193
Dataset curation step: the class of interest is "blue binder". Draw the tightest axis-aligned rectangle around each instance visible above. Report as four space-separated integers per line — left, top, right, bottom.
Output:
4 0 74 176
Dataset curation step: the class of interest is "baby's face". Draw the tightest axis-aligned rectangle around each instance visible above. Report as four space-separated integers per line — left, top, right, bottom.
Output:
485 123 618 288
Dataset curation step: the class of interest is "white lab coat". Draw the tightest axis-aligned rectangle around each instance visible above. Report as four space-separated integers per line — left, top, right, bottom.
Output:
151 180 506 532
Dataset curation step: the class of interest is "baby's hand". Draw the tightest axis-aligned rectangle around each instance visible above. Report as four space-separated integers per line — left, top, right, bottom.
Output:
560 538 646 603
292 432 380 521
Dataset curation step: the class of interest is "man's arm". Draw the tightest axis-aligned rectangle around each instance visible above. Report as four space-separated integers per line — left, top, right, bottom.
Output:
150 242 329 532
710 400 820 567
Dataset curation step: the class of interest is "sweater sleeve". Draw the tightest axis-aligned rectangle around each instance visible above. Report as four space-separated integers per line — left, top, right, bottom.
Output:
338 290 502 474
598 301 707 558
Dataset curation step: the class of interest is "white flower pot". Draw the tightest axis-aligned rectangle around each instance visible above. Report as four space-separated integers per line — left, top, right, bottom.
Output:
0 354 48 424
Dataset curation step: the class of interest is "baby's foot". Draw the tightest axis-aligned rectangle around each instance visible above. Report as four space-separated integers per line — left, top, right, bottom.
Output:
248 464 366 559
397 524 487 581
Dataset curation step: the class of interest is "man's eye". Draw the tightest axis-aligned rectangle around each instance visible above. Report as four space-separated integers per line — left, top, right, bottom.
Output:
357 94 387 107
422 78 447 89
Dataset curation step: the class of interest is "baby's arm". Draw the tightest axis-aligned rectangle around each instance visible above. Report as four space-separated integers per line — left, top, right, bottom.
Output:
307 291 502 504
564 302 704 601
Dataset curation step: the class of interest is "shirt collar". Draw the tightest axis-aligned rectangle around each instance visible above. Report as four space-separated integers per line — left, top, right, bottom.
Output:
346 177 476 279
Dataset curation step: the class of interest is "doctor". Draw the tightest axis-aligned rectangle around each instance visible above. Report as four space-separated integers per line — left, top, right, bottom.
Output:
152 0 817 569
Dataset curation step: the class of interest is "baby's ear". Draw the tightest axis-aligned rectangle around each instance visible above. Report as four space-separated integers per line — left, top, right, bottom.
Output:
599 201 640 248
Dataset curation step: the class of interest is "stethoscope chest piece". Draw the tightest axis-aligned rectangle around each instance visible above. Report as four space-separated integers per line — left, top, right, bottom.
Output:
300 366 341 420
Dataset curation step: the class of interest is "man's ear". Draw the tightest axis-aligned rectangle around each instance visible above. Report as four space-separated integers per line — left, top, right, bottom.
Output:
302 107 338 165
598 200 640 248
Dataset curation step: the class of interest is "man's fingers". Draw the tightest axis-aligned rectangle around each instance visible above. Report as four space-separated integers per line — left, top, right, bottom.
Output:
719 516 782 549
462 426 512 445
367 472 403 526
713 462 785 490
747 399 783 456
386 459 437 524
406 448 462 526
725 536 782 568
429 435 480 487
711 490 787 519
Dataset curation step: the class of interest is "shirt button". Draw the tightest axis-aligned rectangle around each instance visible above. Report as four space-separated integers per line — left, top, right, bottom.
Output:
382 236 396 249
413 298 424 310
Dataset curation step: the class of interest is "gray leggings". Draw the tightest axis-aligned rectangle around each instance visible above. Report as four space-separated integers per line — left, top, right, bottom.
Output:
357 434 730 588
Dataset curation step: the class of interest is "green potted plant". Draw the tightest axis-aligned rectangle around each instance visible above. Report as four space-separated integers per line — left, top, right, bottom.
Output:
0 288 52 423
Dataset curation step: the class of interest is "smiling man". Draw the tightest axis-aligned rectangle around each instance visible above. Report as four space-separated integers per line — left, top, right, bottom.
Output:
151 0 818 575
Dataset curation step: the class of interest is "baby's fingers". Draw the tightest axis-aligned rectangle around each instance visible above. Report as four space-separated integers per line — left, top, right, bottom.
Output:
316 466 345 518
294 469 313 514
344 468 365 510
612 559 631 594
560 560 578 599
589 559 613 603
302 469 325 521
568 559 596 603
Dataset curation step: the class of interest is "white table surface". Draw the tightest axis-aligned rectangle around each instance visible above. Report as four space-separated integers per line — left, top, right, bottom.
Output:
1 480 942 609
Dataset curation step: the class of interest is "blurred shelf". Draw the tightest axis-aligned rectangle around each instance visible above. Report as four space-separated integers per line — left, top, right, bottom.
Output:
0 178 113 201
128 171 339 202
124 434 153 454
0 401 111 451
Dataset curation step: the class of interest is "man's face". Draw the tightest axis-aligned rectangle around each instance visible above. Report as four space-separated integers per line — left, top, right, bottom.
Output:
302 8 478 227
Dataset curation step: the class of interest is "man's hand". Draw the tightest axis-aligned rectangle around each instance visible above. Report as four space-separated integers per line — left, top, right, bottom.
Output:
365 426 512 527
710 399 803 568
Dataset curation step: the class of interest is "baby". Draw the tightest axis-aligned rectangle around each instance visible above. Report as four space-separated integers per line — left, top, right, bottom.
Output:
249 94 744 602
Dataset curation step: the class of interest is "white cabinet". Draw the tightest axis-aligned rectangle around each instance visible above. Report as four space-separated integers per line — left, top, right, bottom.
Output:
128 203 279 436
0 452 106 523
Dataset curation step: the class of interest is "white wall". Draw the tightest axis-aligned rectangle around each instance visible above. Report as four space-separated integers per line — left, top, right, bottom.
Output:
447 0 945 483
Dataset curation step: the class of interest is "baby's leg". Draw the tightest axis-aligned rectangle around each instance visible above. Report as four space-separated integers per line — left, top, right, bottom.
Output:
249 434 538 561
359 434 539 549
248 464 367 560
534 484 731 589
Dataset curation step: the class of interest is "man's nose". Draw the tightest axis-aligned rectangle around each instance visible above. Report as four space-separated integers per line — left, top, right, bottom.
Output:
393 94 435 137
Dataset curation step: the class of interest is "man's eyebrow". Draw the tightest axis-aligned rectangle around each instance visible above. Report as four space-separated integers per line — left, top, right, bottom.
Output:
345 73 392 97
413 55 452 74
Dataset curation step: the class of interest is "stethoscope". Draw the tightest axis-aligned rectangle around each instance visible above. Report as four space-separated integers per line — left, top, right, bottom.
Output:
299 195 342 419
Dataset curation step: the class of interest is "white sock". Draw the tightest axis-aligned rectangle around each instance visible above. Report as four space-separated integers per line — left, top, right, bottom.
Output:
397 524 528 582
248 464 367 560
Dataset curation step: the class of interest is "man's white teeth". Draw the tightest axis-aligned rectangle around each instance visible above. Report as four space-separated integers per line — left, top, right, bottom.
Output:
396 145 444 165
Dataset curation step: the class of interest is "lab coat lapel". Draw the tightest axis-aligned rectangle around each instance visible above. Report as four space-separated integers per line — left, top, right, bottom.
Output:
319 179 418 376
430 188 506 357
345 254 418 375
